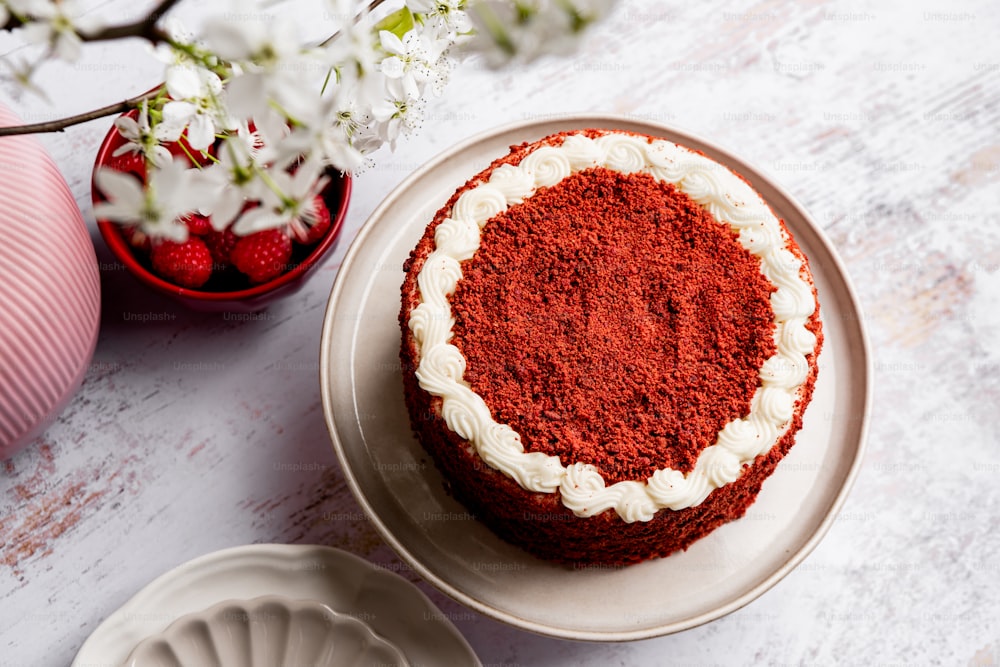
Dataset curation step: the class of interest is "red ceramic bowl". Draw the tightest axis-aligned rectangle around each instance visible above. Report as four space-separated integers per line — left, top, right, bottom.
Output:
92 112 351 313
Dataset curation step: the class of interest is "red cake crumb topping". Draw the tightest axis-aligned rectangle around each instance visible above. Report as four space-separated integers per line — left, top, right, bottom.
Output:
450 167 776 483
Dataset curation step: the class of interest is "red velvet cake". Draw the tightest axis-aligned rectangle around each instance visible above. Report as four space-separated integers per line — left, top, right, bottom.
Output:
399 129 823 565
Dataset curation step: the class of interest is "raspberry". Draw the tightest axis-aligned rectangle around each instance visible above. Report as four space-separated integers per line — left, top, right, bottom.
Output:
150 238 214 288
231 229 293 284
182 213 213 236
289 196 332 245
204 228 239 267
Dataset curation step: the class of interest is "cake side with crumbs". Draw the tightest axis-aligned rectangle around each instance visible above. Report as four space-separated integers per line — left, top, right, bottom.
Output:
399 129 823 565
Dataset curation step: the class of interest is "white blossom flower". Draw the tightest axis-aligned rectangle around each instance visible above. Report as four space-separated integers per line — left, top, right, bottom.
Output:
17 0 101 62
201 15 324 121
371 76 425 150
230 120 266 162
162 65 230 150
150 18 200 75
250 108 296 166
327 96 377 167
408 0 471 39
0 54 46 99
322 0 380 88
232 158 329 236
464 0 615 67
193 139 259 231
377 28 451 99
94 159 212 242
271 92 367 173
112 100 174 167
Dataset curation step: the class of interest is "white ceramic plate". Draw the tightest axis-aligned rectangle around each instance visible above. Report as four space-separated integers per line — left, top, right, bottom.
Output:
121 596 409 667
72 544 480 667
319 115 871 641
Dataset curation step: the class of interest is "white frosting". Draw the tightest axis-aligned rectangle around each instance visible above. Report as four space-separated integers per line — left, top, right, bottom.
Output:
408 130 819 523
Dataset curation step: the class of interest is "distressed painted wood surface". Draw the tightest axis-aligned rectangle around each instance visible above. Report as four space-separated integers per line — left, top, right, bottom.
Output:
2 0 999 664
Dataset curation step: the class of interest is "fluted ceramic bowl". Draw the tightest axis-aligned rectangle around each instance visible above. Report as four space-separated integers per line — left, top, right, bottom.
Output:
92 110 351 313
120 596 409 667
0 104 101 459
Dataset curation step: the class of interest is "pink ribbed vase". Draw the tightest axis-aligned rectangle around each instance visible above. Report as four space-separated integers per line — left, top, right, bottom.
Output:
0 105 101 459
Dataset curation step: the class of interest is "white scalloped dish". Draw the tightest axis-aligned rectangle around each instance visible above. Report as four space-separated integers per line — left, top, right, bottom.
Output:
72 544 480 666
120 596 408 667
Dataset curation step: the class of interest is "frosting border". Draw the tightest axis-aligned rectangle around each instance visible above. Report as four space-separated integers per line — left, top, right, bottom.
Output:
407 130 819 523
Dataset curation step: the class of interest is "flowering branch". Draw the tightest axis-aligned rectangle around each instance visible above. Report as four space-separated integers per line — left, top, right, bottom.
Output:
0 0 389 137
2 0 613 252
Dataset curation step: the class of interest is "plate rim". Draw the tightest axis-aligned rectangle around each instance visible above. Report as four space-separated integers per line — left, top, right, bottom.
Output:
70 542 481 666
319 113 872 641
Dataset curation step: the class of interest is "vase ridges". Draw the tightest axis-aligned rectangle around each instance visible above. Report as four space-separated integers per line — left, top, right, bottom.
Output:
0 105 101 457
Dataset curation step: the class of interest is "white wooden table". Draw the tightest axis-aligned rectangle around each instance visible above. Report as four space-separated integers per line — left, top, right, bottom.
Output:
2 0 999 664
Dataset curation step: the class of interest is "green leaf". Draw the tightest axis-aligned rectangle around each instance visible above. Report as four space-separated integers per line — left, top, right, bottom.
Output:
375 7 416 40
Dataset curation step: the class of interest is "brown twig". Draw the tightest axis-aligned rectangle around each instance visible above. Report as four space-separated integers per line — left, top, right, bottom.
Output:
82 0 182 44
320 0 389 46
1 0 181 39
0 89 160 136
